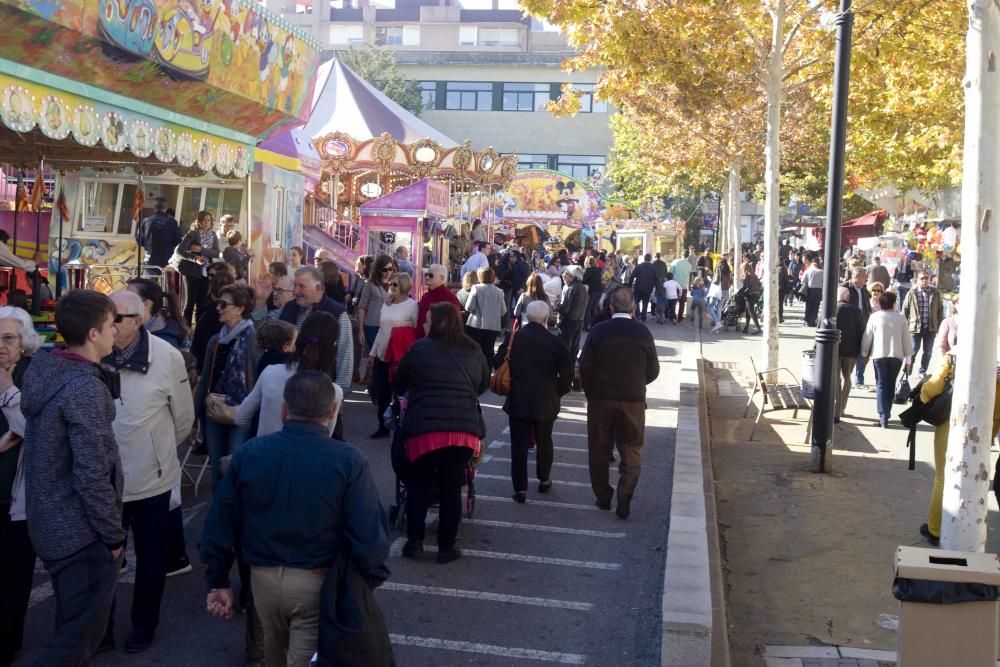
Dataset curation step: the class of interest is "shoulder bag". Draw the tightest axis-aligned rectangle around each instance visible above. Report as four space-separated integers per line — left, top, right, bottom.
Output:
490 326 515 396
205 342 237 424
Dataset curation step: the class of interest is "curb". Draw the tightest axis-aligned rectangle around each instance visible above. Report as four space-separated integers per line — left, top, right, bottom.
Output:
661 339 731 666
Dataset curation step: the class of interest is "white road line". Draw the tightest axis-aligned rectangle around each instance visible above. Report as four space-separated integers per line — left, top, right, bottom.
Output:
380 582 593 611
501 427 588 438
389 634 587 664
388 538 621 570
487 440 588 453
465 518 626 538
474 473 598 488
30 501 211 606
476 495 601 512
487 456 590 470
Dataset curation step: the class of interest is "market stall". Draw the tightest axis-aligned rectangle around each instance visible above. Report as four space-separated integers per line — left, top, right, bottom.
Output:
359 178 450 295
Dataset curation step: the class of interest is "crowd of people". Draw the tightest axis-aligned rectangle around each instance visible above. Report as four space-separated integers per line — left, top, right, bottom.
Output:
0 206 671 666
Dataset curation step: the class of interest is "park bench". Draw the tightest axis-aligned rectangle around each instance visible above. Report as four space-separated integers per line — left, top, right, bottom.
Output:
743 356 813 443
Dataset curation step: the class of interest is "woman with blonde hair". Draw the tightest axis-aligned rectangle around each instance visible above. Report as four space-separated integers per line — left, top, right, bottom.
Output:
367 271 417 438
513 273 549 327
457 270 479 310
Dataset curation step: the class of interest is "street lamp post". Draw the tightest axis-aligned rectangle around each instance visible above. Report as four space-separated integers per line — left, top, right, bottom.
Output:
811 0 854 473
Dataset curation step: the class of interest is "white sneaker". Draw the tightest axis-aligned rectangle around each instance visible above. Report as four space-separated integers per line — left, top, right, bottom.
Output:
166 561 193 578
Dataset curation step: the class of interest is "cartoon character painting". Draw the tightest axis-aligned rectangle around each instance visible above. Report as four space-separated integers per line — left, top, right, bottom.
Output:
98 0 158 56
555 180 578 218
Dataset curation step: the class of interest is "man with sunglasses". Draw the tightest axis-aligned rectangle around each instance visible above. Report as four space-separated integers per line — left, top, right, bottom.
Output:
264 275 294 321
902 272 944 377
416 264 460 338
99 291 194 653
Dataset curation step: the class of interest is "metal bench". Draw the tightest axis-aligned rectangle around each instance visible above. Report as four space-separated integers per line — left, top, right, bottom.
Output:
743 357 813 443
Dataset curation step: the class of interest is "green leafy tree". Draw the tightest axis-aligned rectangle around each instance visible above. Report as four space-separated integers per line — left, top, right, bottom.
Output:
337 44 425 117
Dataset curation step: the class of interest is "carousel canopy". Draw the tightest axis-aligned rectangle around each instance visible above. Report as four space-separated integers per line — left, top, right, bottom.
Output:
260 58 457 169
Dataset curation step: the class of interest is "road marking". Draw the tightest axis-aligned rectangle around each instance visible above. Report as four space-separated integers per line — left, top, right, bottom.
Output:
475 495 601 512
465 518 626 538
487 440 587 453
487 456 590 470
388 538 621 570
474 473 598 488
380 582 593 611
29 501 211 606
389 634 587 664
501 427 588 438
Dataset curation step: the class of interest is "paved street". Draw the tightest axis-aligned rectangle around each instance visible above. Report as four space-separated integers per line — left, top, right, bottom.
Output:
14 322 684 666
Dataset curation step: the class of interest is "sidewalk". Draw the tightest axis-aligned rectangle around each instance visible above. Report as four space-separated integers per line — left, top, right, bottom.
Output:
699 302 1000 667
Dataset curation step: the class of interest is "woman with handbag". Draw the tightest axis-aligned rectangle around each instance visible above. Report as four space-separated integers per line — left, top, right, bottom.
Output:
195 285 260 488
177 211 220 325
861 290 913 429
394 303 489 564
367 272 417 439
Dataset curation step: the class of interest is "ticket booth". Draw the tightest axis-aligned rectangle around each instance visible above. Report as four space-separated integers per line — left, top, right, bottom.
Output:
359 179 450 296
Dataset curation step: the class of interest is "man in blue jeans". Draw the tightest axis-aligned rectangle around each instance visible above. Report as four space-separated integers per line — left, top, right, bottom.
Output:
902 272 943 377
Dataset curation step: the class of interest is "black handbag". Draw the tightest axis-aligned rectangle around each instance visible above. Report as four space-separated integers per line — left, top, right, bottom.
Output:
317 552 394 667
922 381 953 427
894 376 912 405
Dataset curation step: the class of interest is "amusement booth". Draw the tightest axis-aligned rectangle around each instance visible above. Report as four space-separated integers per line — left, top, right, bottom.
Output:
359 179 451 295
615 220 685 261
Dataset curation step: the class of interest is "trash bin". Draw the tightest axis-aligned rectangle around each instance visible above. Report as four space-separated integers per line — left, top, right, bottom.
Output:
800 349 816 399
894 545 1000 666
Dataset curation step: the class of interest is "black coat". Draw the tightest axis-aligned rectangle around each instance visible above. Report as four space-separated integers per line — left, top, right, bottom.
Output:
495 322 573 421
631 261 658 295
394 338 490 438
835 301 865 358
580 316 659 403
583 266 603 294
177 228 220 278
279 295 346 327
136 211 181 268
558 281 588 321
511 259 531 294
840 281 872 321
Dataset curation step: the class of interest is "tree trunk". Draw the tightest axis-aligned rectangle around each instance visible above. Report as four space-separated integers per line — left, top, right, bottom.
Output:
727 161 742 258
941 0 1000 552
762 0 784 382
719 169 729 254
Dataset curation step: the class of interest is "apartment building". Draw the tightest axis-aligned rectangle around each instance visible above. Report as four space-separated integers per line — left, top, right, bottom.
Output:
266 0 613 182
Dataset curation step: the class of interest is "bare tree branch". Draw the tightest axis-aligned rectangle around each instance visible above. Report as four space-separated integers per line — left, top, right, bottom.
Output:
723 4 767 59
781 2 824 56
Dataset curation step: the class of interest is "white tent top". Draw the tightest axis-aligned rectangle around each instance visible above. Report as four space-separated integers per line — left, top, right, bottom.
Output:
272 58 457 161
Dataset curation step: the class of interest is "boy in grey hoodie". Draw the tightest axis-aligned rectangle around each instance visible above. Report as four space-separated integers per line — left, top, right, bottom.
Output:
22 290 124 665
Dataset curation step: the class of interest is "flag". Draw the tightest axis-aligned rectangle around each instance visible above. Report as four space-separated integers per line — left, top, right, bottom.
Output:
130 179 145 223
14 175 28 213
55 187 69 222
29 169 44 213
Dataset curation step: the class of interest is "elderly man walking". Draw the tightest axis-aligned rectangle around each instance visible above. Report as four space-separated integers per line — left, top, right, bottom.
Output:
498 301 574 502
416 263 460 337
841 266 872 388
580 289 660 519
101 291 195 653
280 266 353 396
201 371 392 667
902 271 944 377
834 286 865 423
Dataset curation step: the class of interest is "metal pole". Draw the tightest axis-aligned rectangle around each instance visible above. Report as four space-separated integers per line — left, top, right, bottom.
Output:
811 0 853 473
55 174 64 299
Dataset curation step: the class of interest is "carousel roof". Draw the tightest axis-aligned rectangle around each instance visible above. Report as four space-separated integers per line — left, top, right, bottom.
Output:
260 58 457 164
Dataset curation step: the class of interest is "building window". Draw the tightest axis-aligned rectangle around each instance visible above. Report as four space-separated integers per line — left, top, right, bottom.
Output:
459 26 478 46
419 81 437 110
479 27 520 47
330 24 363 45
556 155 606 181
502 83 551 112
385 25 420 46
575 84 608 113
517 154 549 169
444 82 493 111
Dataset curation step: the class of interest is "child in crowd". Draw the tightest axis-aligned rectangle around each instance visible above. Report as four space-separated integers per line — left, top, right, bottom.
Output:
689 277 707 329
254 320 297 377
663 272 683 324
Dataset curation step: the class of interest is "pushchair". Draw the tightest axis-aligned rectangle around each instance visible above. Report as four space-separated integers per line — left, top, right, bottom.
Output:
720 293 744 331
386 398 478 532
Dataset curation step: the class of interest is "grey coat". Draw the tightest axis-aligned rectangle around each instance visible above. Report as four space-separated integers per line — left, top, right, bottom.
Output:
22 350 125 560
466 283 507 332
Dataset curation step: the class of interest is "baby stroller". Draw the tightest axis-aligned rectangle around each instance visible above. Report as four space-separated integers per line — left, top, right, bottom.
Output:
720 293 744 331
387 398 478 532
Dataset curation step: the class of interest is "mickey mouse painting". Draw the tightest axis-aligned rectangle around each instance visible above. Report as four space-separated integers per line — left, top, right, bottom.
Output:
555 180 579 218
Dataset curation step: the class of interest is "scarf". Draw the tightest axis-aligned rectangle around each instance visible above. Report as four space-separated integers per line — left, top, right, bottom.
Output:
216 319 255 405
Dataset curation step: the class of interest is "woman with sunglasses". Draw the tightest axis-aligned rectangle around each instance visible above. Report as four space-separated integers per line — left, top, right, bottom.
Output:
869 282 885 313
367 272 417 438
194 285 260 486
356 255 396 355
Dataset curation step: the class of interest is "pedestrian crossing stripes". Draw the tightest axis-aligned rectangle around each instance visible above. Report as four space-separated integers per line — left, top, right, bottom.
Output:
487 439 587 453
464 518 626 538
389 634 587 664
474 473 596 488
475 494 601 512
501 427 589 438
380 582 593 611
487 456 589 470
388 538 622 570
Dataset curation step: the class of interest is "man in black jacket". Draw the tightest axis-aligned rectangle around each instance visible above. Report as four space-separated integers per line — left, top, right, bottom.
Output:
841 265 872 388
497 301 574 502
835 287 865 422
579 288 660 518
136 197 181 268
630 254 658 321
